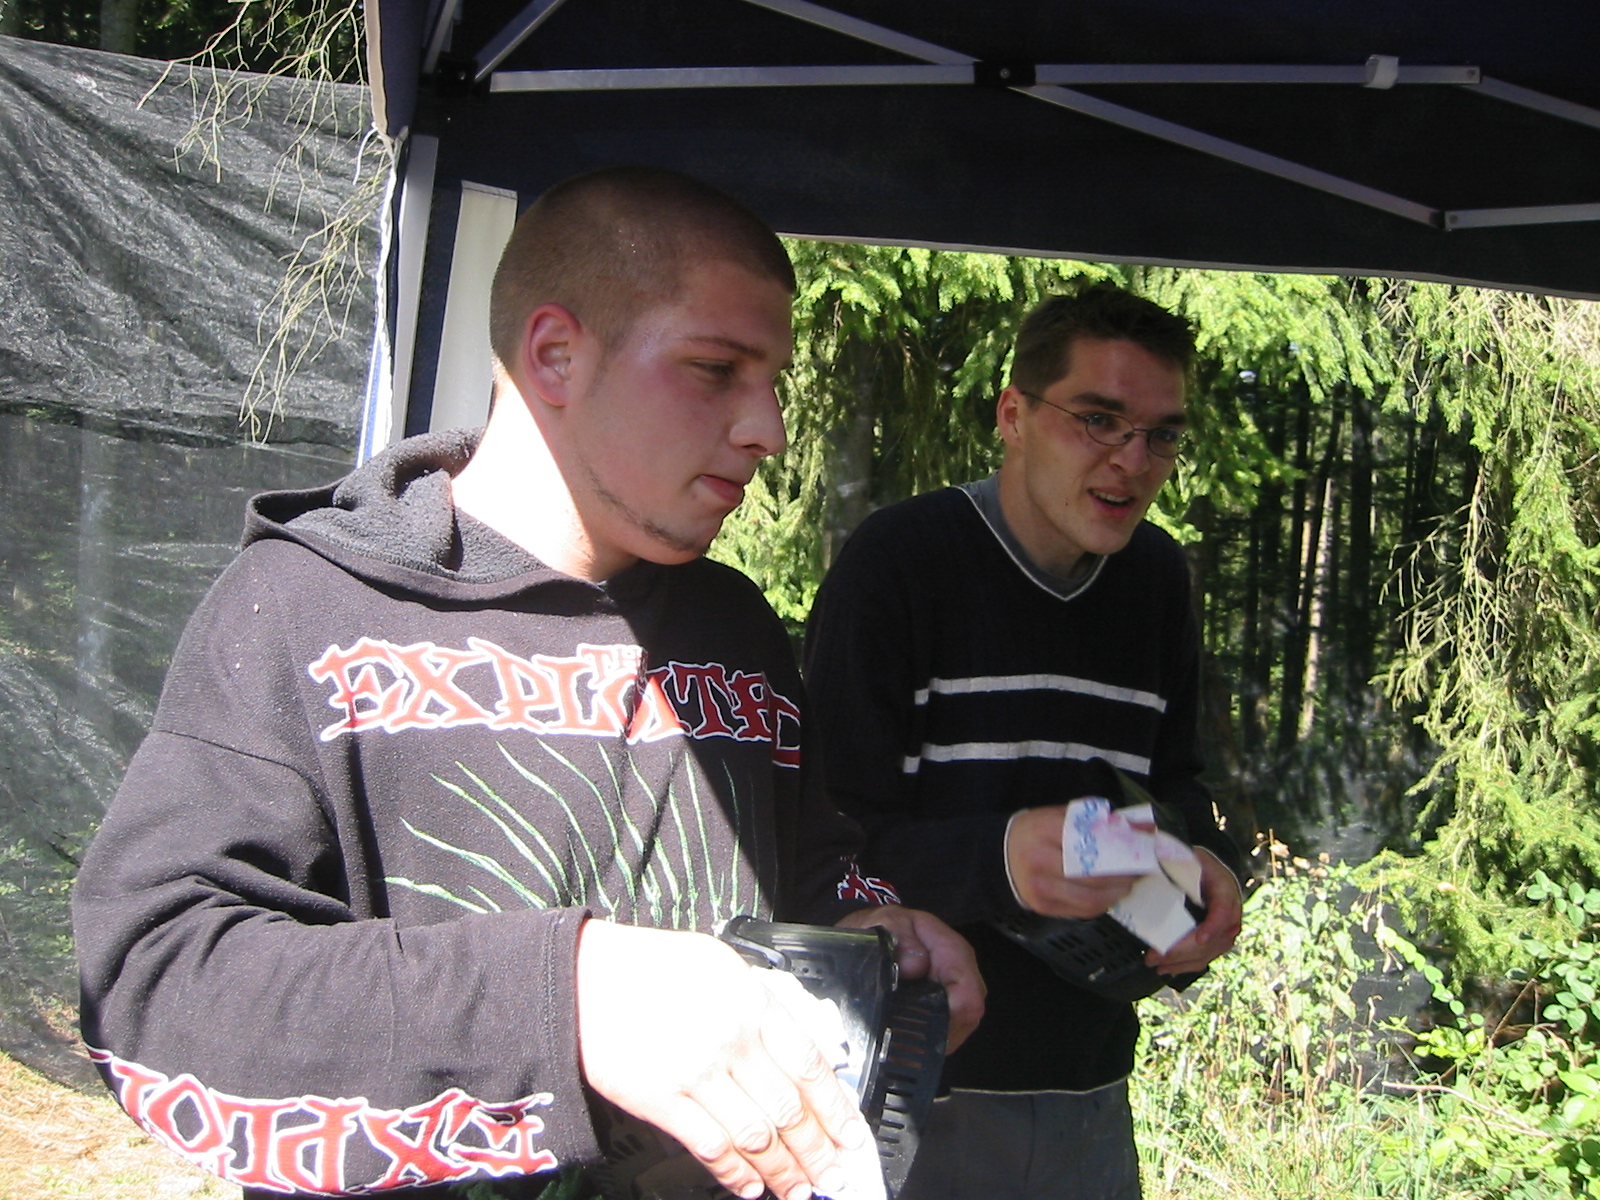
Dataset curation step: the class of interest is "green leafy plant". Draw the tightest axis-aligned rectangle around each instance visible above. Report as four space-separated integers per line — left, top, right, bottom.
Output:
1131 851 1600 1199
1369 872 1600 1198
1134 854 1432 1198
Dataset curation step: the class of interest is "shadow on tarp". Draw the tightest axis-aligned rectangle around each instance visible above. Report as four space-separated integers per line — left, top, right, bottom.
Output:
0 34 373 1088
0 411 354 1090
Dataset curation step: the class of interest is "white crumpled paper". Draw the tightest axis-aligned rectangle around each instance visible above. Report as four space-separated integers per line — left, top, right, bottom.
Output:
1061 796 1205 953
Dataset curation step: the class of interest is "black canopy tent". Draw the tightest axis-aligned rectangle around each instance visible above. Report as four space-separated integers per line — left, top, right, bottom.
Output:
355 0 1600 459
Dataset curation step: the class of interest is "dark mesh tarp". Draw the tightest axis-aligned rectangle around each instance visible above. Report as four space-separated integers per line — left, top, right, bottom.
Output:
0 35 375 444
0 38 372 1087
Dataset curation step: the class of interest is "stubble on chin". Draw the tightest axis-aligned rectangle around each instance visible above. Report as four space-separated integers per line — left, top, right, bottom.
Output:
583 462 708 558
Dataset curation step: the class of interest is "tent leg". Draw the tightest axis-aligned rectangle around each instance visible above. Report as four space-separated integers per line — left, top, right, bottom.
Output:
361 132 438 460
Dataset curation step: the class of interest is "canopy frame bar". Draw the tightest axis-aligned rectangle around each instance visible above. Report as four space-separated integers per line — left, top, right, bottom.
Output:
736 0 1430 226
439 0 1600 233
489 62 1483 92
734 0 1600 230
1016 83 1438 225
1472 76 1600 131
1446 203 1600 230
473 0 569 82
422 0 464 74
740 0 969 65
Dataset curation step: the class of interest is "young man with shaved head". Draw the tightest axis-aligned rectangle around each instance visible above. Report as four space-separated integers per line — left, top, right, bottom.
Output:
73 167 981 1200
806 285 1245 1199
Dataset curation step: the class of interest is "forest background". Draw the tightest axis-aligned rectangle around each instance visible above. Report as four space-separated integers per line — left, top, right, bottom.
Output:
4 1 1600 1196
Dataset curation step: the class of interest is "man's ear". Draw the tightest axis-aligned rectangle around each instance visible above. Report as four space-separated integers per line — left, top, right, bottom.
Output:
519 303 587 407
996 385 1028 450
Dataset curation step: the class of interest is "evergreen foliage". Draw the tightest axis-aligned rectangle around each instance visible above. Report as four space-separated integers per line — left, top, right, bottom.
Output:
1375 292 1600 977
0 0 363 79
714 245 1600 982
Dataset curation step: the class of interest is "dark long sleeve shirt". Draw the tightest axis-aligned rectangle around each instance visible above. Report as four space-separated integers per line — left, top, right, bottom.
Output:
806 483 1240 1092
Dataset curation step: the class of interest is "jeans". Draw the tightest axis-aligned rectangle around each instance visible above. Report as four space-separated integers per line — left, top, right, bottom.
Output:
896 1081 1141 1200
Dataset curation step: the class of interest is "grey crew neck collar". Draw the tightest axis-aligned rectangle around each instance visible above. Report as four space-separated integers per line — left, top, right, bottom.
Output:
959 475 1106 602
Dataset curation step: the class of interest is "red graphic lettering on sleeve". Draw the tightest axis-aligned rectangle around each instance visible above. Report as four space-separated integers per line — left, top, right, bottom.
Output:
271 1096 365 1193
143 1073 229 1160
837 859 901 905
359 1090 476 1189
454 1098 561 1176
89 1046 560 1195
104 1056 167 1125
210 1095 303 1188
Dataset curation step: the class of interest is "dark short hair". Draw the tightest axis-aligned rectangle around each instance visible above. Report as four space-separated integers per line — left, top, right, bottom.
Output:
489 166 796 368
1010 284 1195 396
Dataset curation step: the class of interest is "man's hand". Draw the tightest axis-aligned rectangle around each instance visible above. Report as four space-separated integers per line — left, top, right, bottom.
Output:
576 920 872 1200
833 905 986 1052
1145 847 1243 976
1005 805 1141 919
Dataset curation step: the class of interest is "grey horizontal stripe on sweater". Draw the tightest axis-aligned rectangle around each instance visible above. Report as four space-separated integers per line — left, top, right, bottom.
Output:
913 673 1167 713
903 740 1151 776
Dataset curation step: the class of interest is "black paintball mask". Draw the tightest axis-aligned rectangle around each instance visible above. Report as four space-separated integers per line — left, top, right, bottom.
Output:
990 759 1209 1003
589 917 948 1200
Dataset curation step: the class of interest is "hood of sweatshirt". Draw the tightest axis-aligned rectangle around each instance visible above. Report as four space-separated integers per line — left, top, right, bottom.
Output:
243 428 663 606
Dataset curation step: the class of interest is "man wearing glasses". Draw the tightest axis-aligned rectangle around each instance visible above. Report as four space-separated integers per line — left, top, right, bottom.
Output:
805 284 1244 1199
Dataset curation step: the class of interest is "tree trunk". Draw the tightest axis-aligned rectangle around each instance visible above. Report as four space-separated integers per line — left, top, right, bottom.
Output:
821 334 877 569
1187 494 1217 637
1240 501 1263 752
1243 391 1287 754
1278 402 1342 754
1275 384 1314 753
100 0 139 53
1402 404 1442 547
1200 647 1257 848
1299 469 1339 740
1347 386 1375 699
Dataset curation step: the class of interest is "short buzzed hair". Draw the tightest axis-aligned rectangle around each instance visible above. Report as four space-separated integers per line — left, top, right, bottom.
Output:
1011 283 1195 397
489 166 796 369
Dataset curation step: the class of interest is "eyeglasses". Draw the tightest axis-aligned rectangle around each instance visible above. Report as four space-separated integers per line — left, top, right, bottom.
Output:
1018 391 1188 459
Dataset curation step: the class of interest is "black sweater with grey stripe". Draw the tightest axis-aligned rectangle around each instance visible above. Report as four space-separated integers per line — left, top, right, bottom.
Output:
806 483 1241 1092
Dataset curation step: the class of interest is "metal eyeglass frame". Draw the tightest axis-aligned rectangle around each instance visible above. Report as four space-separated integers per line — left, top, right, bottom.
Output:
1017 390 1188 458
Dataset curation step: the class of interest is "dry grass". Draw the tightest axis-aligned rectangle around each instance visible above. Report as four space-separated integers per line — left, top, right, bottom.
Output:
0 1050 237 1199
